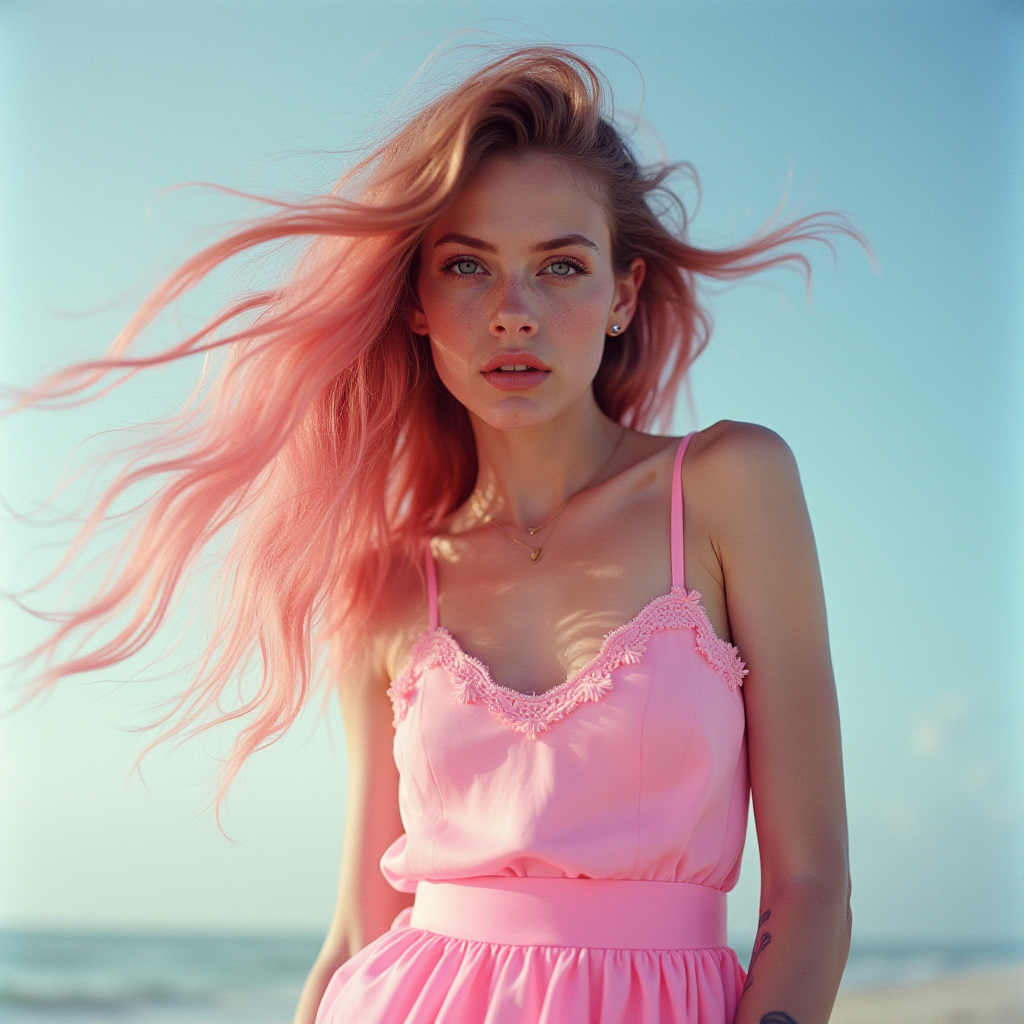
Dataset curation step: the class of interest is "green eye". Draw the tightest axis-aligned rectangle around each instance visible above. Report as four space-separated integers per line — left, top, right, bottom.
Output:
545 259 586 277
451 259 480 275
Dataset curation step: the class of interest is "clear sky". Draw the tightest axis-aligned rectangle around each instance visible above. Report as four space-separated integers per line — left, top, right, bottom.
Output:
0 0 1021 945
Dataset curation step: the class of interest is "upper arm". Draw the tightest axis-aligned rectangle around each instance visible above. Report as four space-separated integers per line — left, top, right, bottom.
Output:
323 597 418 955
704 422 850 891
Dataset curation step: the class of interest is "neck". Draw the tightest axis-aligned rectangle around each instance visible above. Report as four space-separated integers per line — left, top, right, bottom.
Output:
468 392 625 529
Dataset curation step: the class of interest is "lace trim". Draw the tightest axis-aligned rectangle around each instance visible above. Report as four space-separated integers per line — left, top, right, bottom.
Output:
386 629 437 730
388 588 748 737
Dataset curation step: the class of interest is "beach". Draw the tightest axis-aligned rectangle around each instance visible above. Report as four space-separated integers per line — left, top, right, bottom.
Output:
830 963 1024 1024
3 931 1022 1024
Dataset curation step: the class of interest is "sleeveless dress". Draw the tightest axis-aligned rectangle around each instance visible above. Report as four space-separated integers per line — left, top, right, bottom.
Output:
315 432 751 1024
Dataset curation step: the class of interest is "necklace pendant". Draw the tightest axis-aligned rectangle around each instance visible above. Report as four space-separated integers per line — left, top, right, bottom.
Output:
530 547 543 562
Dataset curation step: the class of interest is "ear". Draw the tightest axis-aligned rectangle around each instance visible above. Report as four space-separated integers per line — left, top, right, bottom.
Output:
402 246 430 335
405 302 430 337
606 257 646 335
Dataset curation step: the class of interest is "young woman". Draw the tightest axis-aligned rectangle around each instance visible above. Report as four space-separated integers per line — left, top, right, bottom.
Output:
14 46 855 1024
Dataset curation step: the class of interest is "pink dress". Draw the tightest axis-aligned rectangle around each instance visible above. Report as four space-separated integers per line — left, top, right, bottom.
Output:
315 432 751 1023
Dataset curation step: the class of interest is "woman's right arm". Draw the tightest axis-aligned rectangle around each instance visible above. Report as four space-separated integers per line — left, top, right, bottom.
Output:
292 626 416 1024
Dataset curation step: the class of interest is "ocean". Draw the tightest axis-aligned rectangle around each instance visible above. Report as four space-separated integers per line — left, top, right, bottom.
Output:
2 929 1022 1024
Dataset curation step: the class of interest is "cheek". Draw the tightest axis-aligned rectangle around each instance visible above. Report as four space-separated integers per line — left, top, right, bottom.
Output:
423 300 484 390
544 287 609 338
418 279 480 350
541 280 615 371
422 299 479 398
428 334 470 392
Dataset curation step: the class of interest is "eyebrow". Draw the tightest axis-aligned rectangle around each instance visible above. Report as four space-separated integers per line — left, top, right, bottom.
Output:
533 234 599 253
433 232 496 252
432 232 599 253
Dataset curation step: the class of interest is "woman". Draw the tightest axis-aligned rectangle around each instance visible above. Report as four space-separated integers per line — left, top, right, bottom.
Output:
14 47 855 1024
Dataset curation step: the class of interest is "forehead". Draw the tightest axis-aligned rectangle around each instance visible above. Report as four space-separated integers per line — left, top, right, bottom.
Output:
425 152 610 250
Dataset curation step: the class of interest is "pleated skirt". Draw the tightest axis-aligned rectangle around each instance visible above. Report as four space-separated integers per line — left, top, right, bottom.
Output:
315 877 746 1024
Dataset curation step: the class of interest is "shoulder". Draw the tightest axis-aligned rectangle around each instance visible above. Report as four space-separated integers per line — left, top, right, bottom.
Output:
328 547 430 692
681 421 810 565
688 419 796 476
686 420 802 507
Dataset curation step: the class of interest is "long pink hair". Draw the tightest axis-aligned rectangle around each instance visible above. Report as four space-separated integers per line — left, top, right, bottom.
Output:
7 46 861 820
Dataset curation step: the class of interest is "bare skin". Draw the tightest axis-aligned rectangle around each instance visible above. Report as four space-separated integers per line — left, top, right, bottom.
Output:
293 153 850 1024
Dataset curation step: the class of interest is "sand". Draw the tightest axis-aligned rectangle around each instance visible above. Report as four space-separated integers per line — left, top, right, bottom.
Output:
829 963 1024 1024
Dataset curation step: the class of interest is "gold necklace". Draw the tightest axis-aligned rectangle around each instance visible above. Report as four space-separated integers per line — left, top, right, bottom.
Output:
472 426 626 563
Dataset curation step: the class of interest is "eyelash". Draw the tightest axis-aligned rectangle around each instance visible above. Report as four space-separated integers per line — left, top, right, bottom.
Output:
439 255 589 278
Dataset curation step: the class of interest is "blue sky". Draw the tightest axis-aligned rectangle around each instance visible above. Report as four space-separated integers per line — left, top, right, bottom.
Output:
0 0 1021 944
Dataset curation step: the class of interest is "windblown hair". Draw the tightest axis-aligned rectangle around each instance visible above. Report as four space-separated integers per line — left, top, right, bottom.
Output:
9 46 859 816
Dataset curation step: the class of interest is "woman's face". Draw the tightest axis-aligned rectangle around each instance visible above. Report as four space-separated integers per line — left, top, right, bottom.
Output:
410 152 644 432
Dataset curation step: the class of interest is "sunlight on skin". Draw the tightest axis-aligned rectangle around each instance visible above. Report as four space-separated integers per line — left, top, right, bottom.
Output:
408 151 645 529
399 151 699 698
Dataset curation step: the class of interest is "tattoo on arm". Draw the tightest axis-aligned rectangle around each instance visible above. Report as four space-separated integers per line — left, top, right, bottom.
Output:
746 909 799 1023
742 908 772 993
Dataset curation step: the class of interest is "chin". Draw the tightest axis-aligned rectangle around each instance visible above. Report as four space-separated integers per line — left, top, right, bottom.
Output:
445 374 591 433
474 398 557 432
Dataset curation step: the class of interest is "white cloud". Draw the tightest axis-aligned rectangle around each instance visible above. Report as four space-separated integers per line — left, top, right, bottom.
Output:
960 761 997 794
909 692 969 759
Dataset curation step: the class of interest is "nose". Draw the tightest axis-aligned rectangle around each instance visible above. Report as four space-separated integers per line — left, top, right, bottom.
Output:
488 280 538 339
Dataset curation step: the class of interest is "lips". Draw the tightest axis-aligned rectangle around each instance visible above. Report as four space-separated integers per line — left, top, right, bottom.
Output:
480 352 551 392
480 352 551 373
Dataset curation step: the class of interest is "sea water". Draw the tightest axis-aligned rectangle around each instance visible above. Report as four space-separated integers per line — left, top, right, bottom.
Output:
0 932 316 1024
2 930 1022 1024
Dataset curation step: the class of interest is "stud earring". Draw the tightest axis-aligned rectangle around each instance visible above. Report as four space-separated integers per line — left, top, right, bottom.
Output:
609 324 622 335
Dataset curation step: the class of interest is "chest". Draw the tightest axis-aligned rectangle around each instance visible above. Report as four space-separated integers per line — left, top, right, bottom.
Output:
429 491 731 698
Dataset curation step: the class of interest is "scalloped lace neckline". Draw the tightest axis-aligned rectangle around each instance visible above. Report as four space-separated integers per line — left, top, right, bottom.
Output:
387 586 749 738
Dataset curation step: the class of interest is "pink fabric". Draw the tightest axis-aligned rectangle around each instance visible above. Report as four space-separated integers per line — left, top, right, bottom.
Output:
316 432 751 1023
408 877 727 948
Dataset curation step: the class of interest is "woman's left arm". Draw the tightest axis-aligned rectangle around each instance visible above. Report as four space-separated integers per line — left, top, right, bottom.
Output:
706 422 851 1024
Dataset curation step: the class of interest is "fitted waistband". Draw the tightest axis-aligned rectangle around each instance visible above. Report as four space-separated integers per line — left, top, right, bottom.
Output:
408 877 728 950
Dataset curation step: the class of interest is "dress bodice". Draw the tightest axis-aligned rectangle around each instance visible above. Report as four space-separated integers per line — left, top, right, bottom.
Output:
380 432 750 896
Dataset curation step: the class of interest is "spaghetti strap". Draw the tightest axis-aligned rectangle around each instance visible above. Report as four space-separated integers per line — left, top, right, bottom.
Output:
670 432 696 591
423 537 439 630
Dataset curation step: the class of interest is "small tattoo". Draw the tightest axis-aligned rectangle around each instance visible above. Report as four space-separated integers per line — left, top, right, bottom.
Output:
742 908 772 993
760 1014 799 1024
